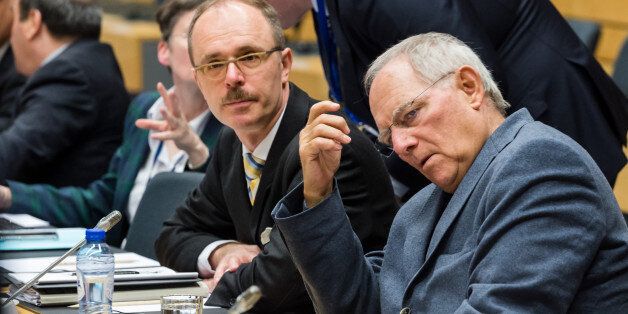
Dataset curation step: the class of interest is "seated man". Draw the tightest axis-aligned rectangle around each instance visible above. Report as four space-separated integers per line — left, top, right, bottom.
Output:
0 0 25 130
0 0 129 187
273 32 628 312
154 0 397 311
0 0 222 247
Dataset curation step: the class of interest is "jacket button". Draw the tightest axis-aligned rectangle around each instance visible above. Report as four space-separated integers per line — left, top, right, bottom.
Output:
400 307 411 314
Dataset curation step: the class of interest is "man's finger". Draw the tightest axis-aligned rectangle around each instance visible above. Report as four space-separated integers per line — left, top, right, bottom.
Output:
307 101 341 124
135 119 167 131
150 131 175 141
307 123 351 145
303 137 343 153
309 113 351 136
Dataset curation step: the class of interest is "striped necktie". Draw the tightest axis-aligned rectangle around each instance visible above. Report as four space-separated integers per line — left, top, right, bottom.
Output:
243 153 265 205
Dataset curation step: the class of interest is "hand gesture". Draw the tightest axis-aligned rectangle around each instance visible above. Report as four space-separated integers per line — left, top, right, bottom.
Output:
135 82 208 167
299 101 351 207
208 243 261 291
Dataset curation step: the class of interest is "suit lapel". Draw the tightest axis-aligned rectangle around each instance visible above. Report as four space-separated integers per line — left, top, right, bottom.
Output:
409 186 448 267
249 85 311 238
418 109 533 275
253 85 310 209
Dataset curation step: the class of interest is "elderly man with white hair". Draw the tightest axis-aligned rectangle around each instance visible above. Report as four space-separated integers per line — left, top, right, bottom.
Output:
272 32 628 313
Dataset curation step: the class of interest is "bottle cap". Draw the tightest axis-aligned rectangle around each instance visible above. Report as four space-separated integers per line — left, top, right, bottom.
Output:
85 228 106 242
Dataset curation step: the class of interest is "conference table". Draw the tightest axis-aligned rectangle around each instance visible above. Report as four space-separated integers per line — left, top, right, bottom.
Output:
1 248 227 314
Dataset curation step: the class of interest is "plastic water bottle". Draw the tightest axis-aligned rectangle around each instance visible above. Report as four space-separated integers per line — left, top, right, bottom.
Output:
76 228 114 313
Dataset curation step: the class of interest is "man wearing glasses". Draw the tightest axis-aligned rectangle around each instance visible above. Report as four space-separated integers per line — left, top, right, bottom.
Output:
272 32 628 312
154 0 397 311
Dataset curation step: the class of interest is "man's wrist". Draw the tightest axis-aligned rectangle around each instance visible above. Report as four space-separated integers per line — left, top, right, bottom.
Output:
303 185 332 208
187 141 209 169
208 242 233 268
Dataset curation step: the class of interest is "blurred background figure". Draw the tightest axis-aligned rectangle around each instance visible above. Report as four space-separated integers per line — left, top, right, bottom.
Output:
0 0 26 130
0 0 223 247
268 0 628 200
0 0 129 187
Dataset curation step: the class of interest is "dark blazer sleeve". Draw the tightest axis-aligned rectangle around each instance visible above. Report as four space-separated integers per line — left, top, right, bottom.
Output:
155 131 236 271
209 122 397 311
273 183 383 314
0 60 98 181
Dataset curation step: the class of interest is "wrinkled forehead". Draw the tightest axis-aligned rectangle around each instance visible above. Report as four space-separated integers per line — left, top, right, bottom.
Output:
368 58 430 129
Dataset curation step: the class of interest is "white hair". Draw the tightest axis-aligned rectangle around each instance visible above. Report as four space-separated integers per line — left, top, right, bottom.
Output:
364 32 510 115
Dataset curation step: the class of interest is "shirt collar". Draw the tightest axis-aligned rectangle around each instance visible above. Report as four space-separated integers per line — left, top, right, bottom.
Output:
41 43 70 67
0 43 8 60
242 105 287 161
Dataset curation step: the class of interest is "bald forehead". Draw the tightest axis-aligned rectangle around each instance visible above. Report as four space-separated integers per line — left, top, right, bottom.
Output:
190 1 275 62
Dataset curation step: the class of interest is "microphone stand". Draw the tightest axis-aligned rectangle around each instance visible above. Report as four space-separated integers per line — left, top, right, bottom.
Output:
1 210 122 307
228 285 261 314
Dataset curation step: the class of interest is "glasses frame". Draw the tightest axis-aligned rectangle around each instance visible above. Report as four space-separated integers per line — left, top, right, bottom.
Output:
376 71 455 157
192 47 283 80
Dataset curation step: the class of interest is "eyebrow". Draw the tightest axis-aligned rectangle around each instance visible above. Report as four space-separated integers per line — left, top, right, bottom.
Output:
390 97 418 126
198 45 266 64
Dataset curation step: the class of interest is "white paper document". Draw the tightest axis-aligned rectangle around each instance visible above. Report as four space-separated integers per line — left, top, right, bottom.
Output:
0 213 50 228
8 266 198 286
0 252 159 273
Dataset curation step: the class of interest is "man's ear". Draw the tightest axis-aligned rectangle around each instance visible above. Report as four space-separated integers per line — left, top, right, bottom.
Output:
23 8 42 40
280 47 292 84
157 40 170 67
455 65 484 110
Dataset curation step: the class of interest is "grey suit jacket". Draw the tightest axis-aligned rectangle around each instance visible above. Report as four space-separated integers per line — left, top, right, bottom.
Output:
273 109 628 313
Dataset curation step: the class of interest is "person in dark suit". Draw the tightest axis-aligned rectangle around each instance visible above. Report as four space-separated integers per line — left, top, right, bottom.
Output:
268 0 628 190
0 48 25 130
0 0 222 247
0 0 129 187
154 0 397 311
272 32 628 313
0 0 26 130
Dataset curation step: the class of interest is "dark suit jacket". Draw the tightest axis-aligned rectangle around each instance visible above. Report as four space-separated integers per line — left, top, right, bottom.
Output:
0 47 26 130
274 109 628 313
155 84 397 311
0 39 129 187
324 0 627 186
7 91 223 246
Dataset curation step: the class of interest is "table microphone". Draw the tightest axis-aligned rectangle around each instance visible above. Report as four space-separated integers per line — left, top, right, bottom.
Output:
1 210 122 307
227 285 261 314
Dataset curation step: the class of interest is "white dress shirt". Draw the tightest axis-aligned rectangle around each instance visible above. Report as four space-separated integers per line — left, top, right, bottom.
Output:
196 104 287 277
126 93 210 223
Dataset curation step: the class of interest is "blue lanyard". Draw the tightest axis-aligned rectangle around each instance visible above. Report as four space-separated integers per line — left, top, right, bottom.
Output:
313 0 377 136
313 0 343 103
152 141 186 173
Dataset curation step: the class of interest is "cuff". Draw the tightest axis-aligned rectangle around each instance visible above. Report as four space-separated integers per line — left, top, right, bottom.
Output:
196 239 237 278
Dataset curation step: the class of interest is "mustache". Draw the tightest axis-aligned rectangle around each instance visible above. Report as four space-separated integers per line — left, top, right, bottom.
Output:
221 87 257 105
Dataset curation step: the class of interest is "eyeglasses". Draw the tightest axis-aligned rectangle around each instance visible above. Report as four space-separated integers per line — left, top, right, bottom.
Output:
376 71 454 157
193 47 283 80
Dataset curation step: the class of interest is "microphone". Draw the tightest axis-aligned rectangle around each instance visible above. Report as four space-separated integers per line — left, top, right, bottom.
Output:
1 210 122 307
95 210 122 231
228 285 262 314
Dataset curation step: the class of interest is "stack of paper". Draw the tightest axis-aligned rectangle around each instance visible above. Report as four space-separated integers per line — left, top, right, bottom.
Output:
2 252 209 307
